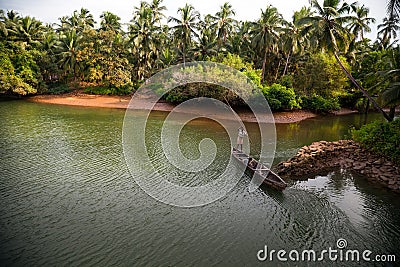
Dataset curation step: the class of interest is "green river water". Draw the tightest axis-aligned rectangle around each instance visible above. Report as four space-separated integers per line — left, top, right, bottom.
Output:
0 100 399 266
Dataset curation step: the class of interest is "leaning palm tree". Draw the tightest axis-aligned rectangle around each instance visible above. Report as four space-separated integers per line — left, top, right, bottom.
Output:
168 4 200 65
300 0 391 121
250 5 283 83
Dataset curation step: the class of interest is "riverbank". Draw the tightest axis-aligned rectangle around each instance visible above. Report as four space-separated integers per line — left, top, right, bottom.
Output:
275 140 400 193
27 93 358 123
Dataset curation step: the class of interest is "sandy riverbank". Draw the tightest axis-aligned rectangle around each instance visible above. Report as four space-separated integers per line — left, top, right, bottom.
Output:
27 93 356 123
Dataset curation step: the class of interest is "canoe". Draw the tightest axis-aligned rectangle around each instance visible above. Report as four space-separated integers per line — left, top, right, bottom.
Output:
232 147 287 190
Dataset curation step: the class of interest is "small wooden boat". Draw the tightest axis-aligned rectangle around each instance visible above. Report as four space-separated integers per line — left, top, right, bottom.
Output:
232 147 287 190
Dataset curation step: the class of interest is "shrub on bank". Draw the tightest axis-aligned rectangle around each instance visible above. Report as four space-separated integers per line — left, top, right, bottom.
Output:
261 83 300 111
84 83 133 95
352 119 400 165
46 83 72 94
301 94 340 113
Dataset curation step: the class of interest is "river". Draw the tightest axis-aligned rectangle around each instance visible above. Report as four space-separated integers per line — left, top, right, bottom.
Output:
0 100 399 266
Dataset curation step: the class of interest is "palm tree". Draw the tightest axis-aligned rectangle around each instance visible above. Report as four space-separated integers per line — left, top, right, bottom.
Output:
150 0 166 26
76 8 95 31
56 29 82 81
250 5 283 83
14 16 45 45
211 2 236 51
387 0 400 19
378 0 400 49
100 11 121 33
0 10 21 40
168 4 200 65
57 8 94 34
300 0 391 121
192 22 218 60
229 21 253 62
378 17 400 48
129 2 160 79
281 7 312 76
348 4 375 41
380 46 400 120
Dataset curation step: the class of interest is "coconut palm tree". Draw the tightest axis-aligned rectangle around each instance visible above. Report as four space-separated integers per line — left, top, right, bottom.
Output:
150 0 166 26
100 11 121 33
129 2 160 79
378 17 400 48
192 22 218 60
168 4 200 65
56 29 82 81
13 16 45 45
380 46 400 120
250 5 283 83
211 2 236 51
387 0 400 19
300 0 391 121
348 3 375 41
281 6 312 76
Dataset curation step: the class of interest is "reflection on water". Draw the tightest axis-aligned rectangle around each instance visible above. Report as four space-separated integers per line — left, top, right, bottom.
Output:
0 100 398 266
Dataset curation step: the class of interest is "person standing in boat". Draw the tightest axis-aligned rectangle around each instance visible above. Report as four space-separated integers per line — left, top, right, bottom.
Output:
236 126 247 151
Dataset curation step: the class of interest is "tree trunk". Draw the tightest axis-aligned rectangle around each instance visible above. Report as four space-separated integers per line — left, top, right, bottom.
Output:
261 48 267 84
183 42 186 66
274 60 281 81
333 52 392 122
389 106 396 121
283 51 291 76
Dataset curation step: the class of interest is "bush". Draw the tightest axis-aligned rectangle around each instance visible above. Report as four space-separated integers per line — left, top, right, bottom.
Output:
261 83 301 111
84 83 134 95
46 83 71 94
301 94 340 113
352 119 400 165
338 91 363 109
294 52 349 98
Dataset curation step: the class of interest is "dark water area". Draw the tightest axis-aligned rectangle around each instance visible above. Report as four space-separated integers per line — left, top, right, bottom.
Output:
0 100 398 266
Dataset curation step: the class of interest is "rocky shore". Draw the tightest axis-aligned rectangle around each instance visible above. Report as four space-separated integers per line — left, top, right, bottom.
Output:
276 140 400 193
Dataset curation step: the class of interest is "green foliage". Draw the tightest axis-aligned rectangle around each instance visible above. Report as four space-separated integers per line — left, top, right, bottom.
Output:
301 94 340 113
338 91 363 109
84 83 133 95
46 83 71 94
352 119 400 165
295 53 350 98
261 83 300 111
84 86 113 95
210 53 262 88
0 42 38 95
277 75 294 88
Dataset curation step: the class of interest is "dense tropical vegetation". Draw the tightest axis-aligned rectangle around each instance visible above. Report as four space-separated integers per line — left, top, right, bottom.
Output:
352 119 400 164
0 0 399 117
